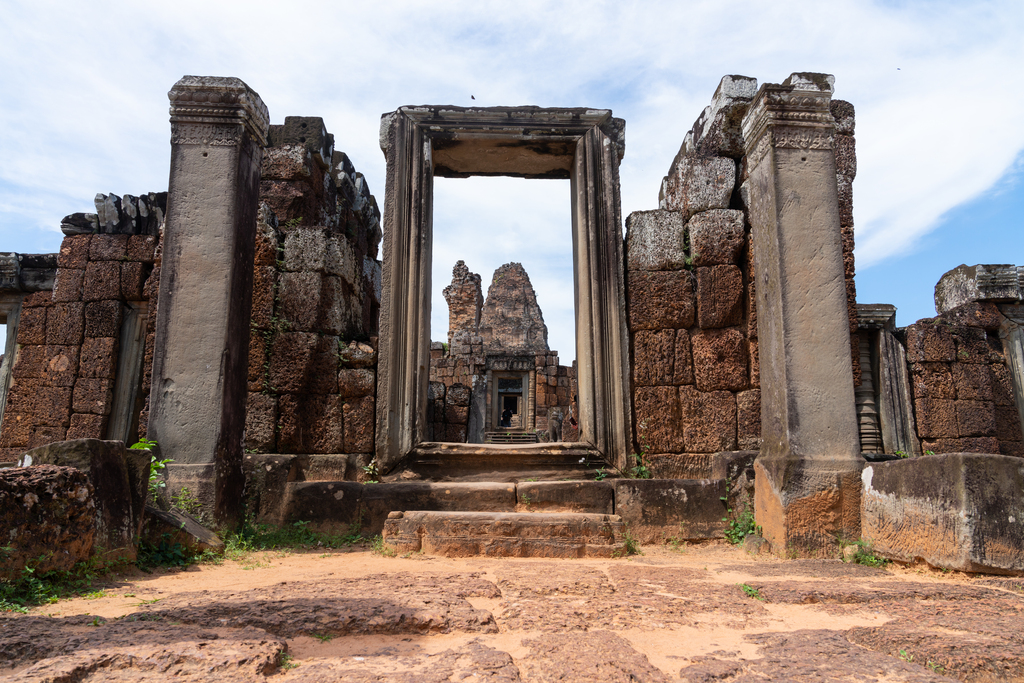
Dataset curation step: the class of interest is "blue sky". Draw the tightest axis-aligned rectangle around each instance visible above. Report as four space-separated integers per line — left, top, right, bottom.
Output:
1 0 1023 360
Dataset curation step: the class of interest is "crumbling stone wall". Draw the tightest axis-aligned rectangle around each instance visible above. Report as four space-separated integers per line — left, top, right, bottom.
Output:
906 303 1023 456
243 117 382 460
0 193 162 458
427 381 471 442
627 76 857 477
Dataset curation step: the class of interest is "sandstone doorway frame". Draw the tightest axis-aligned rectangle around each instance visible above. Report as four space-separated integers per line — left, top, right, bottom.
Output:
375 105 632 472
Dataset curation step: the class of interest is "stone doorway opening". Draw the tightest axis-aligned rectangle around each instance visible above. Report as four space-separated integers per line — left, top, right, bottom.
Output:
427 176 575 446
375 105 632 475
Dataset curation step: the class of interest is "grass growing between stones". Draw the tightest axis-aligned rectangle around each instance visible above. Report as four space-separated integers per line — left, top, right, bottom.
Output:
0 556 127 613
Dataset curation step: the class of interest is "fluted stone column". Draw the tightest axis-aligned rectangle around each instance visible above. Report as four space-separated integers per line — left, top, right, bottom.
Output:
148 76 269 526
741 73 862 554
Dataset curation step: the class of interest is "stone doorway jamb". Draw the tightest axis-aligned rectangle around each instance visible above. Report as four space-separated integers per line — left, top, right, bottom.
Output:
375 106 631 472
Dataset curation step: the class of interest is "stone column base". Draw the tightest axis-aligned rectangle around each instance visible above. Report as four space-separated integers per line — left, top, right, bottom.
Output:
754 455 864 556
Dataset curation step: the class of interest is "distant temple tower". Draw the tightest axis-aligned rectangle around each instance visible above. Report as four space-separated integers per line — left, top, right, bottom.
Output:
429 261 574 444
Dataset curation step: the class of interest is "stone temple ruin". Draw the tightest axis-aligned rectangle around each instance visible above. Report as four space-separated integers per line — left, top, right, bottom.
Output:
429 260 576 444
1 72 1023 575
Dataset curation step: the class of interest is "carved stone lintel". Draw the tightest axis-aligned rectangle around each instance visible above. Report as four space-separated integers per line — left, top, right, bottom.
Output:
168 76 270 147
935 264 1024 314
856 303 897 331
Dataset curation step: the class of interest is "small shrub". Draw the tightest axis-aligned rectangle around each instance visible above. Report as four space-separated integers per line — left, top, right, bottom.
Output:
739 583 763 600
723 507 761 545
371 535 397 557
613 526 642 558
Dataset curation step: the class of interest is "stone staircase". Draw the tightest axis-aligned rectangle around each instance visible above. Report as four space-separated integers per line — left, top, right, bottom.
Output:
246 450 755 558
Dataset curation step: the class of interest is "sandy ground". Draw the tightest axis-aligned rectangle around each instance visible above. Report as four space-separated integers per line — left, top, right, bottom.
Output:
2 541 1023 681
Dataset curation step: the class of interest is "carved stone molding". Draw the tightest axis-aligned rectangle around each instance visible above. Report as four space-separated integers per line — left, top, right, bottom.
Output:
168 76 270 147
742 73 836 170
856 303 897 331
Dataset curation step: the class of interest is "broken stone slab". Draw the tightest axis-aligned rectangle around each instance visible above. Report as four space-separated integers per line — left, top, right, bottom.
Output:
19 439 148 564
935 264 1024 314
141 504 224 555
516 480 614 513
613 478 728 543
624 210 688 271
0 464 94 577
862 452 1024 574
383 510 624 558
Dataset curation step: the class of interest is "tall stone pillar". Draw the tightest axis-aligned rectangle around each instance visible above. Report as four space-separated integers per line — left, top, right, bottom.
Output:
148 76 269 526
741 73 862 554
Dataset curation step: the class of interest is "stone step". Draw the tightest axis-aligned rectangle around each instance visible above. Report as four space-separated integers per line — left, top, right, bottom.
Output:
484 431 539 444
383 510 625 558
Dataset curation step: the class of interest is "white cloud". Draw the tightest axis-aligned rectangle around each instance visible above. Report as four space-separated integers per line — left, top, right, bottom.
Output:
1 0 1023 355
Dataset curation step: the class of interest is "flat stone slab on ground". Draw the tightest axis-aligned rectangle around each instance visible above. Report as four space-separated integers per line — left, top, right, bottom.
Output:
6 544 1024 681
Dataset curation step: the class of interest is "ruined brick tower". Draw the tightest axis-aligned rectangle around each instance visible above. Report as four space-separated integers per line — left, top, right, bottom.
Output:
479 262 549 352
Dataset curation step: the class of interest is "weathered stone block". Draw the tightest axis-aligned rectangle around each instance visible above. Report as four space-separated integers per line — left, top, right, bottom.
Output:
861 453 1024 573
141 505 224 555
696 265 743 329
627 270 695 330
384 510 621 558
66 413 107 440
952 326 990 364
643 453 713 479
736 389 761 450
691 328 748 391
72 378 115 416
906 323 956 362
625 210 687 271
956 400 997 437
614 479 728 543
276 395 344 454
0 465 94 577
28 424 69 449
47 302 84 345
911 362 955 399
914 398 958 439
20 439 146 563
57 235 92 270
991 363 1016 406
278 271 322 332
445 404 469 425
89 234 129 261
245 392 277 453
83 261 121 301
120 262 146 300
250 266 277 329
79 337 117 379
995 405 1024 442
922 437 1000 454
11 345 47 381
632 329 675 386
680 386 737 452
51 268 84 302
938 301 1003 330
17 306 48 345
516 481 613 514
84 300 122 338
283 228 329 273
448 384 471 407
634 386 682 453
660 156 736 221
8 384 72 427
444 424 468 443
0 412 31 448
952 363 993 401
673 329 694 385
689 209 745 267
126 234 158 263
268 332 338 394
748 338 759 386
831 99 855 135
833 134 856 179
344 396 374 453
247 332 267 391
338 368 374 398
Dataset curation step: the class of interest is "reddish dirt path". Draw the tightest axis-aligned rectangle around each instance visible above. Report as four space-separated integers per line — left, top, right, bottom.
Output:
3 542 1023 681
